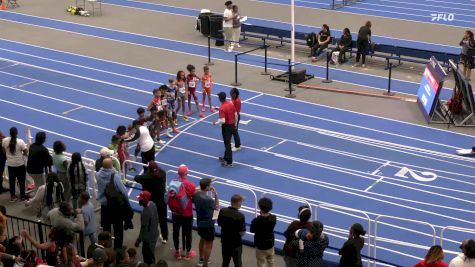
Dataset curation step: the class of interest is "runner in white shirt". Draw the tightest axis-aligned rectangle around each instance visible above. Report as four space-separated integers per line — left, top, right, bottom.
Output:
223 1 235 52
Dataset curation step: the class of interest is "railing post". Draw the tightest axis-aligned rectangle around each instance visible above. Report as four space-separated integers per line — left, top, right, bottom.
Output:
231 54 242 86
37 221 46 259
285 59 296 98
322 51 332 83
205 35 214 66
261 38 270 75
383 62 395 96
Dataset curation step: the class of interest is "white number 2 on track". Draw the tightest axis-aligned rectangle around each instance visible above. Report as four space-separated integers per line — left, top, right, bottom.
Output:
394 167 438 182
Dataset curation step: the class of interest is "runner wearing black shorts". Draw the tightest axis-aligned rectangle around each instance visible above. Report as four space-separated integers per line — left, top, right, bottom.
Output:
193 178 219 267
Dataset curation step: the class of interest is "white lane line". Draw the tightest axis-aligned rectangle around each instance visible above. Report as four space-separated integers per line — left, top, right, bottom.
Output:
364 176 386 192
0 63 18 70
0 84 135 120
0 115 103 148
0 98 115 132
3 37 475 145
0 70 145 106
14 80 37 88
264 140 287 152
62 106 83 115
371 161 392 175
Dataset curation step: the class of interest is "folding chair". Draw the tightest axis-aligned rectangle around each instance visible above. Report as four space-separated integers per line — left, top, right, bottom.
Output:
87 0 101 16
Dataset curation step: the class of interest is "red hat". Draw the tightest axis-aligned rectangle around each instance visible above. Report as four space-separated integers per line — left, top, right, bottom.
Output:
178 164 188 176
137 191 151 202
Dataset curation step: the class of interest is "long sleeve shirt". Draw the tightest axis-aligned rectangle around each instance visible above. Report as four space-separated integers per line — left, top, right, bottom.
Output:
95 168 127 206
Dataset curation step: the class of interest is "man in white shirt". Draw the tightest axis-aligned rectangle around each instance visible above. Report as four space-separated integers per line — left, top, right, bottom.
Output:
223 1 235 52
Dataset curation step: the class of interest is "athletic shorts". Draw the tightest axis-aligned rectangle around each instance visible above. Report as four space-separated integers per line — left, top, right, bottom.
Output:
203 87 212 95
197 227 215 241
188 88 197 98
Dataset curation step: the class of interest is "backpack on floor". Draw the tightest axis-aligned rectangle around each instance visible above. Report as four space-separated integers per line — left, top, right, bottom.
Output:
306 32 317 47
167 178 189 214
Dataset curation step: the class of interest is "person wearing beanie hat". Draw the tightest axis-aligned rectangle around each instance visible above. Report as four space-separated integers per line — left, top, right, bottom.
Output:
168 164 196 260
293 220 329 267
135 191 159 265
449 239 475 267
338 223 367 267
134 161 168 244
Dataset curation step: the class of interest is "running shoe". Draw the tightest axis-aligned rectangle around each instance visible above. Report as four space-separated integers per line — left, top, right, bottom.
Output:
158 140 166 145
174 250 182 260
172 128 181 133
210 107 216 112
202 106 206 112
166 130 173 138
10 196 18 202
222 162 234 168
199 113 205 118
186 111 193 116
183 116 189 122
183 250 196 261
232 146 242 152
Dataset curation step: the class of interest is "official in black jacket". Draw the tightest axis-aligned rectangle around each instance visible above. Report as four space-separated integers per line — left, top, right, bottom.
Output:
134 161 168 243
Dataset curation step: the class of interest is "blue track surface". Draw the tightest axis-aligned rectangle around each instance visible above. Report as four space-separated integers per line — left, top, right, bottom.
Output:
251 0 475 28
0 12 461 100
0 38 474 266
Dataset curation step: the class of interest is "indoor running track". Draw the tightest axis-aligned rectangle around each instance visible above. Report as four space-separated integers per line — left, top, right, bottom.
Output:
0 43 474 266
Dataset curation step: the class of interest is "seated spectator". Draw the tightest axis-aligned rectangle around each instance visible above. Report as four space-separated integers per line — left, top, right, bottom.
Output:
79 192 97 244
449 239 475 267
114 247 130 267
330 28 352 65
283 206 312 267
414 245 448 267
92 248 107 267
26 131 52 190
311 24 331 62
250 197 277 267
338 223 366 267
46 202 84 233
68 152 88 210
3 235 24 267
156 260 168 267
25 173 65 219
87 232 112 259
0 206 6 228
127 248 140 267
294 220 329 267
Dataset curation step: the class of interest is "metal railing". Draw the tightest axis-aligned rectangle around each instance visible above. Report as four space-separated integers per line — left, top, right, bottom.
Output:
316 203 372 267
374 215 436 267
6 214 86 258
440 226 475 248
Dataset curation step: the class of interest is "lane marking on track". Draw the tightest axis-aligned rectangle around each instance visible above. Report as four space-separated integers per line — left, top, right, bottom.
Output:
0 63 18 70
239 119 252 125
371 161 392 175
364 177 386 192
62 106 83 115
15 80 37 88
264 140 287 152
